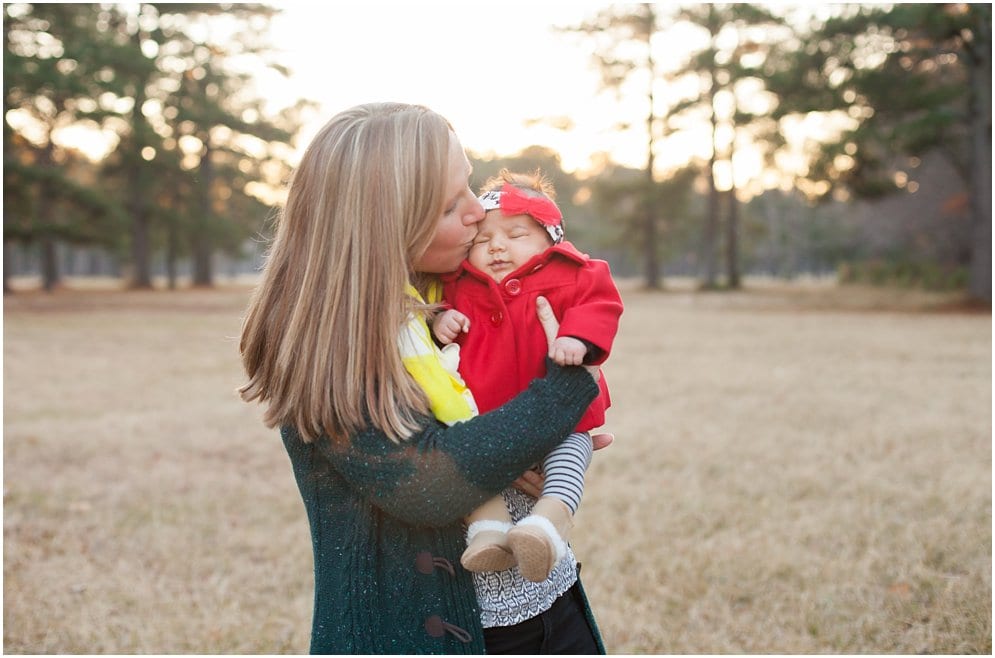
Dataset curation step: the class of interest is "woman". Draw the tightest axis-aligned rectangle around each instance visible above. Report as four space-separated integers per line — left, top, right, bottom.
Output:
239 102 607 654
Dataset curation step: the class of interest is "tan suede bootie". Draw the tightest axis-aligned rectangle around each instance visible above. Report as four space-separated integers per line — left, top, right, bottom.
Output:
461 520 516 573
506 497 573 582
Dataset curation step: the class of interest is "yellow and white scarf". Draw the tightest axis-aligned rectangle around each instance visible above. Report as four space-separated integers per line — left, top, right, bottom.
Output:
399 282 478 425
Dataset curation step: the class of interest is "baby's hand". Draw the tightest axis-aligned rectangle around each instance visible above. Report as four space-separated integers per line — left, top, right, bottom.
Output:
432 309 470 344
550 336 587 366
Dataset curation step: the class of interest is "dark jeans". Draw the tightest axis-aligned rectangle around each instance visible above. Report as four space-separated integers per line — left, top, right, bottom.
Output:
483 583 600 655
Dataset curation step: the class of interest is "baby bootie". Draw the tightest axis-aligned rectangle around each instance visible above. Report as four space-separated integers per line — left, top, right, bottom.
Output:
506 497 573 582
461 520 516 572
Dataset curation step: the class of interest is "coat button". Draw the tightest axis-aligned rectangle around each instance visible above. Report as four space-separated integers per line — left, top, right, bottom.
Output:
424 615 445 637
490 311 503 326
415 551 434 575
504 278 522 295
415 551 456 576
424 616 472 643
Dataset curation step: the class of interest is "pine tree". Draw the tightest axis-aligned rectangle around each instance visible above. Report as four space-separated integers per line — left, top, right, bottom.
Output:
3 3 127 290
667 4 787 289
765 4 991 301
564 3 789 290
5 3 311 290
562 3 668 289
98 3 304 288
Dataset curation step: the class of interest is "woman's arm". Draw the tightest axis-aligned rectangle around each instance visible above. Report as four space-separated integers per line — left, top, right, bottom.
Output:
311 360 599 527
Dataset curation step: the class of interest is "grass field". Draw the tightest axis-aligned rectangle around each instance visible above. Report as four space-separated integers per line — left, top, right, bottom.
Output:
3 280 991 653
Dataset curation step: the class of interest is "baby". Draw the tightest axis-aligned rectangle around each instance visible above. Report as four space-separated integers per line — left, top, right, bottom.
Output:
433 169 623 582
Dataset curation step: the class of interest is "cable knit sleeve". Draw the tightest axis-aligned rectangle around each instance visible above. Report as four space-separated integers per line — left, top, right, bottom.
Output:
301 361 599 527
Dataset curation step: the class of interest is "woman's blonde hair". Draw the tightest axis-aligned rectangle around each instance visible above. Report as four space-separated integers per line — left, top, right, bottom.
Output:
239 102 452 443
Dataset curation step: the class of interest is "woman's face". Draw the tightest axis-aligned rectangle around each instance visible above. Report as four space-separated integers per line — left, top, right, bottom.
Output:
414 133 485 274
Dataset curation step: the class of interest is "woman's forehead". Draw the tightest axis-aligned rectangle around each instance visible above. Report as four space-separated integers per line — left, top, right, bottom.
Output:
446 141 470 186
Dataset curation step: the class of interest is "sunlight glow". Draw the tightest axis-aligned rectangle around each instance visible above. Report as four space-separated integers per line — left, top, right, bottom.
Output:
54 123 119 161
263 2 637 173
18 3 837 199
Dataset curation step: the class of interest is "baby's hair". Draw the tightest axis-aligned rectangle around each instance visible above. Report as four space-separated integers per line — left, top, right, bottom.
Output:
480 168 557 201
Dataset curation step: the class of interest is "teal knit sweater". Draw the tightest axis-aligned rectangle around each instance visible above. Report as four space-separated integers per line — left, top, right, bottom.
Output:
281 361 603 654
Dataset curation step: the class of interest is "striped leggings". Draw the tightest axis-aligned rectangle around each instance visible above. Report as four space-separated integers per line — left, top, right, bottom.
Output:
541 431 594 514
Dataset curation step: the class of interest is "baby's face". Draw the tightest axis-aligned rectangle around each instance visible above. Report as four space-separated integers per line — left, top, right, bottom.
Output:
467 210 553 282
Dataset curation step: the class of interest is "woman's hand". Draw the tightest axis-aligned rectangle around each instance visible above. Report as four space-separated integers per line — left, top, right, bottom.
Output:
535 296 600 380
512 469 545 498
591 432 614 451
513 297 612 497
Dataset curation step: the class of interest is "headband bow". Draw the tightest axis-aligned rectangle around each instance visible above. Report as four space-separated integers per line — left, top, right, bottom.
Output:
478 183 565 244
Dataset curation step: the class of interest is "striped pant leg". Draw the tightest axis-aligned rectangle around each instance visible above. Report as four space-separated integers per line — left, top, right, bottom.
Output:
540 431 593 514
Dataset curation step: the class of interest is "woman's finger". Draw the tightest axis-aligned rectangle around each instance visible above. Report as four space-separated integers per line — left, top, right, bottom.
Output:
536 296 560 353
591 432 614 451
511 469 544 498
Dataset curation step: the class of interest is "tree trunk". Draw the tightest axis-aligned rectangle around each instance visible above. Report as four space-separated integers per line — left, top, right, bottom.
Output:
41 237 58 291
130 211 152 288
643 188 659 288
128 36 153 290
3 240 13 294
643 12 661 290
967 6 992 303
36 143 61 292
166 217 178 290
725 188 741 288
725 84 741 289
192 137 214 287
702 89 720 289
192 245 212 287
701 18 720 290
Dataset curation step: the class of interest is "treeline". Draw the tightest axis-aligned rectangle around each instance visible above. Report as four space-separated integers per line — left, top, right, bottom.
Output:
3 3 314 291
473 146 971 290
555 3 990 301
3 4 991 301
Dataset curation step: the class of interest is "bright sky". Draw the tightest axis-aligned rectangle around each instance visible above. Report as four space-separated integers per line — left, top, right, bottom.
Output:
263 1 653 174
31 2 826 193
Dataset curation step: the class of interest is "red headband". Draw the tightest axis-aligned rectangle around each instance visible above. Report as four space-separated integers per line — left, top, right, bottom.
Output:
498 183 562 227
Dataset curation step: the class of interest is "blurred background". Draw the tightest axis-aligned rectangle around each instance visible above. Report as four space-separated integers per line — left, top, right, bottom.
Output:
3 2 991 302
4 4 992 653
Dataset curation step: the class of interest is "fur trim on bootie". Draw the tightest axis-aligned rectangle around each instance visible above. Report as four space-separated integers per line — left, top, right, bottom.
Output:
507 515 569 583
461 520 515 573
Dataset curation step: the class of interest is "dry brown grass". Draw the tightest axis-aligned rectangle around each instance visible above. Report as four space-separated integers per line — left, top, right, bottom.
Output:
3 280 991 654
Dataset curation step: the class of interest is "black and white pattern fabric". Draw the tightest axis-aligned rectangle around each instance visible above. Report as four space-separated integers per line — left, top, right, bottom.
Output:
472 487 578 628
544 222 565 245
476 189 566 245
478 189 502 211
541 431 593 514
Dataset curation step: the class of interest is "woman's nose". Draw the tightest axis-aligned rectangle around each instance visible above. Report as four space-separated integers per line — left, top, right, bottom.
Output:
463 197 485 226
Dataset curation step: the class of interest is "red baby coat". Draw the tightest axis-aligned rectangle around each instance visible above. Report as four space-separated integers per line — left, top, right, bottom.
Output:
440 241 623 432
